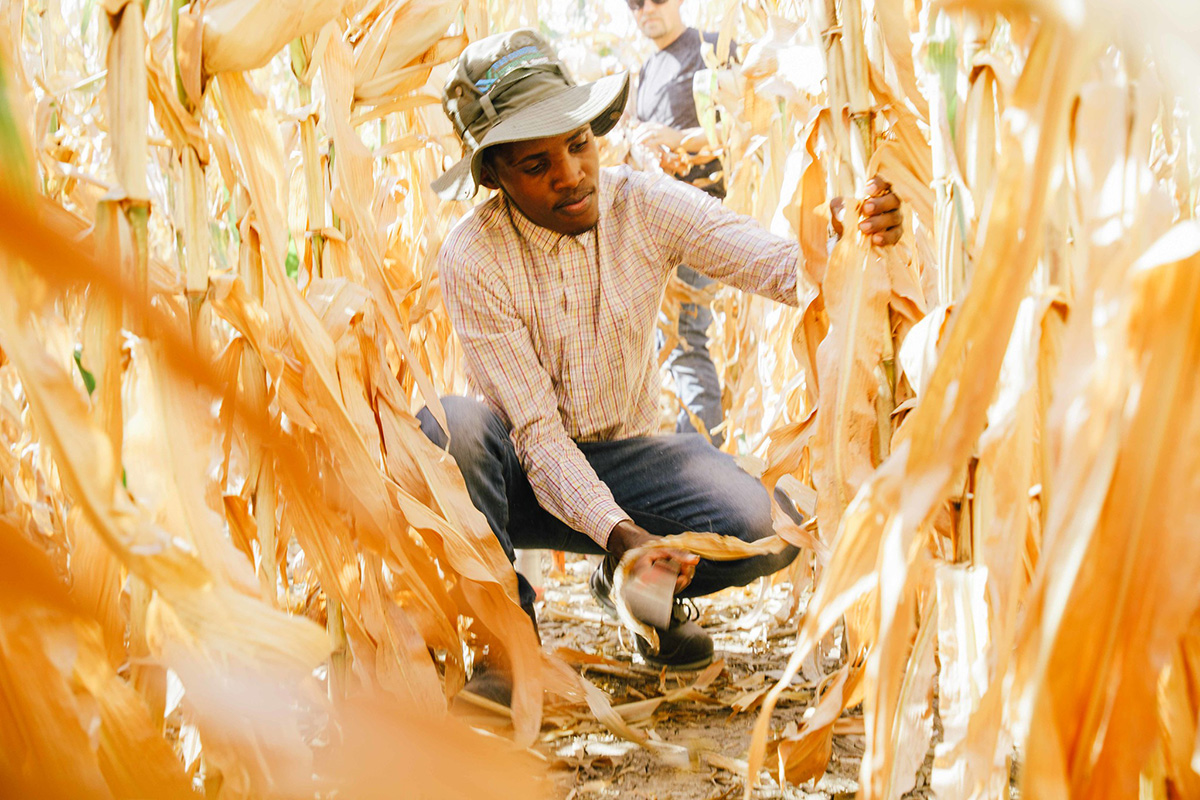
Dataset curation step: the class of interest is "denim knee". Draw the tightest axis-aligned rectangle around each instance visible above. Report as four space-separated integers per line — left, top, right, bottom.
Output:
416 396 501 474
693 473 800 589
744 544 800 581
713 478 775 544
681 541 799 597
730 501 799 579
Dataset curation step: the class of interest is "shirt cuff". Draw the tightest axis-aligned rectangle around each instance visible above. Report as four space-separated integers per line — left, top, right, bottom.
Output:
582 499 633 549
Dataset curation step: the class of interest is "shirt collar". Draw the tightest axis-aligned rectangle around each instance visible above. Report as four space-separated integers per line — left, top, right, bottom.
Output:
506 196 566 253
503 172 616 254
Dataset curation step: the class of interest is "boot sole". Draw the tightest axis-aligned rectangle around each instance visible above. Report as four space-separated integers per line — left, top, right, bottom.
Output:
638 651 714 671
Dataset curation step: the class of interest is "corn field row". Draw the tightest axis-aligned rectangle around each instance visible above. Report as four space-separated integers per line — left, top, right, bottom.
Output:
0 0 1198 798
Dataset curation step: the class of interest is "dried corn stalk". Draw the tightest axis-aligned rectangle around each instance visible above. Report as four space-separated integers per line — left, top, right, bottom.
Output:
3 0 1200 797
0 0 553 793
724 0 1200 798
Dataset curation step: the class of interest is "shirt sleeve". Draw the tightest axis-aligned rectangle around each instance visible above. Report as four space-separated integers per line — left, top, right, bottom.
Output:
439 241 632 548
633 171 803 306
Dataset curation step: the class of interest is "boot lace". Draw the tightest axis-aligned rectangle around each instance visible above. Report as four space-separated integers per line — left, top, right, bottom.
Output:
672 598 700 626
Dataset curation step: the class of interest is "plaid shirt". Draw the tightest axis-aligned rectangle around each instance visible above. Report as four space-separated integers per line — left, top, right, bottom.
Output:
438 165 800 547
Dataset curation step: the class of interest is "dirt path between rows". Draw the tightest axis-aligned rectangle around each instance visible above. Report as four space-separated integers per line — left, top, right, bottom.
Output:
456 555 941 799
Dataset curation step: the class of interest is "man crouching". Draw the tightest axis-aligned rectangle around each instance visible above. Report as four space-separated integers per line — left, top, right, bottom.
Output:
421 29 903 696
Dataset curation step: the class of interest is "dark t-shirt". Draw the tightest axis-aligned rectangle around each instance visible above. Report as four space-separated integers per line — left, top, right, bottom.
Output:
635 28 731 196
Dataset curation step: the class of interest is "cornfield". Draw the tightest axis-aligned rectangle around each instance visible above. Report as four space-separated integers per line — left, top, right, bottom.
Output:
1 0 1198 797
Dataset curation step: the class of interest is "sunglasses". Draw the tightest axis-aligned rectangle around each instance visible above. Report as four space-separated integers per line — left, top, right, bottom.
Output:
627 0 669 10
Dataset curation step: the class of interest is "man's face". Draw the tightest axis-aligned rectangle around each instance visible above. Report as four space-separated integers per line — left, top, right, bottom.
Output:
632 0 685 43
482 126 601 236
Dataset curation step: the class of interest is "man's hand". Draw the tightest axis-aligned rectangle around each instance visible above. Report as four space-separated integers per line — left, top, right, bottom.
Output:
830 175 904 247
631 122 715 176
607 519 698 593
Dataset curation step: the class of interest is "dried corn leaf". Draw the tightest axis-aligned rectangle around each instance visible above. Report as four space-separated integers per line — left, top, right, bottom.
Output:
1017 222 1200 799
808 235 892 543
749 20 1098 793
352 0 465 103
182 0 346 76
772 662 864 786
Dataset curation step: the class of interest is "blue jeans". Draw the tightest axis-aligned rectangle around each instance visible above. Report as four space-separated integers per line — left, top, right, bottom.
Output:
418 397 799 609
662 265 724 447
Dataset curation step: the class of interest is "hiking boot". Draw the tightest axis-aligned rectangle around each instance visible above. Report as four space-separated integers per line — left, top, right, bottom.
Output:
588 557 620 620
639 601 712 670
458 598 539 708
589 559 714 671
460 658 514 707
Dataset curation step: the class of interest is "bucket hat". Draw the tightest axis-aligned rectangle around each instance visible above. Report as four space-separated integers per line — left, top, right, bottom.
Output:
432 29 629 201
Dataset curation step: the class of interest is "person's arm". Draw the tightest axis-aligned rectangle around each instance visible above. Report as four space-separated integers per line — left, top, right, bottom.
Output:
440 248 633 548
633 34 735 166
635 171 803 304
635 171 902 304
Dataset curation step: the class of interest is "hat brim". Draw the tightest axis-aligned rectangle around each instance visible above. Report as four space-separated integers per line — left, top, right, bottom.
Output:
431 72 630 202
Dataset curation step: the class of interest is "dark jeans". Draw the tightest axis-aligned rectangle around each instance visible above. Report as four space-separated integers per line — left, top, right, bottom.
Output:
418 397 800 609
659 265 724 446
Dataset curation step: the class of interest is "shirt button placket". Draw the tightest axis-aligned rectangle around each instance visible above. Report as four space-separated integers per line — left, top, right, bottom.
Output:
560 256 569 313
565 240 582 312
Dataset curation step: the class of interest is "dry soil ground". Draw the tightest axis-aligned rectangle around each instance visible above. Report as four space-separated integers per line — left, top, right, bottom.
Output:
456 554 941 800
